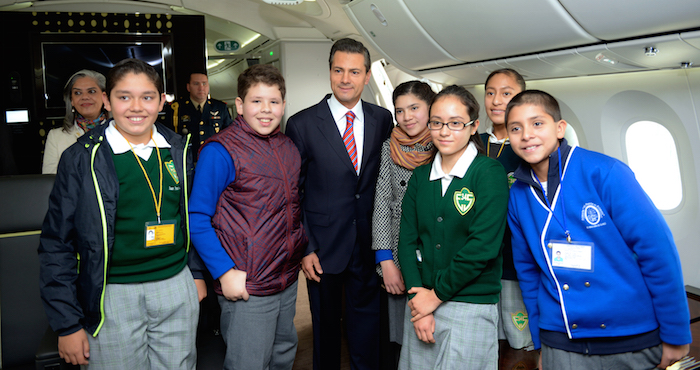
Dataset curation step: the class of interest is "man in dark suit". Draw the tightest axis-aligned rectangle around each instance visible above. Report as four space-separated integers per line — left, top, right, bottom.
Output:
286 38 393 370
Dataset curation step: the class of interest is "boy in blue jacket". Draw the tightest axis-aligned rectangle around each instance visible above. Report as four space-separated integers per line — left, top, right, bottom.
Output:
189 64 307 370
505 90 691 369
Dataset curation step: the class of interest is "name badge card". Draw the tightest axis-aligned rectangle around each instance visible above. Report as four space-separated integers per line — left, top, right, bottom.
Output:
549 240 594 271
144 220 176 248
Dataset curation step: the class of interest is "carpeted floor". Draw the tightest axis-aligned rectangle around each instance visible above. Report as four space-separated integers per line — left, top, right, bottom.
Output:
200 278 700 370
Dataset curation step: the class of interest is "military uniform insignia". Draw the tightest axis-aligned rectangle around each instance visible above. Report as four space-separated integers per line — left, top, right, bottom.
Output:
181 115 191 123
210 110 221 120
511 311 528 331
453 187 475 215
165 160 179 184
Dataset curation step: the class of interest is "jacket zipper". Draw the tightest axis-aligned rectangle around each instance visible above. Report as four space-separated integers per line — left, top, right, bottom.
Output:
183 134 191 251
272 139 293 268
89 141 109 337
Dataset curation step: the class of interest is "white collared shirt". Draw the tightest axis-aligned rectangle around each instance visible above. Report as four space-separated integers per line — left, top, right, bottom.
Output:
485 126 509 144
327 95 365 173
430 142 478 196
106 121 171 161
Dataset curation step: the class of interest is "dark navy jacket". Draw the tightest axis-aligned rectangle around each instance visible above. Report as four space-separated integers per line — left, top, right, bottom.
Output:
38 121 204 337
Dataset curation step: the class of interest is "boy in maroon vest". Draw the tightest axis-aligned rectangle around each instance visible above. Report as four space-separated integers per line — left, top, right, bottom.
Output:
190 64 308 370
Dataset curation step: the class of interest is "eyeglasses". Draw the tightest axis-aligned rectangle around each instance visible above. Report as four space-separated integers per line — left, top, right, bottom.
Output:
427 120 475 131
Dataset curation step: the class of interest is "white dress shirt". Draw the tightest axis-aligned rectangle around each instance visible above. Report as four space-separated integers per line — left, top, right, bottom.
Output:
327 95 365 174
429 142 478 196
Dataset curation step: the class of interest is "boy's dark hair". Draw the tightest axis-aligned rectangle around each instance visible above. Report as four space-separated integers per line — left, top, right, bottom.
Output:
431 85 485 154
237 64 286 100
329 38 371 73
105 58 163 98
392 80 436 106
485 68 526 91
505 90 562 125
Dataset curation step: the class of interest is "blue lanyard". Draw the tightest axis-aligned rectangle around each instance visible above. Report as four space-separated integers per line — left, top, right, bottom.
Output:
533 147 572 243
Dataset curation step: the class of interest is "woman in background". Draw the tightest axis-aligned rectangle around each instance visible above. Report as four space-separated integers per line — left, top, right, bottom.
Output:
372 80 436 369
42 69 108 174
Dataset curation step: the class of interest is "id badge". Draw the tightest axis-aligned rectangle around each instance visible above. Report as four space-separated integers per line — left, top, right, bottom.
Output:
144 220 176 248
548 240 594 271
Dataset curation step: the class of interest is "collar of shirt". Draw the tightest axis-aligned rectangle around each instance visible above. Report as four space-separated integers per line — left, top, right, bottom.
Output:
430 142 478 196
106 121 171 161
190 97 207 109
327 94 365 172
485 126 509 144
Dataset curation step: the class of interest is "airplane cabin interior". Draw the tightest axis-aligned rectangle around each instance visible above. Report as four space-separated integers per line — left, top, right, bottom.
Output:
1 0 699 369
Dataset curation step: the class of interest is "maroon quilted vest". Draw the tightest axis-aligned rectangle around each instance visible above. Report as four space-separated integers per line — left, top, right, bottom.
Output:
208 116 307 295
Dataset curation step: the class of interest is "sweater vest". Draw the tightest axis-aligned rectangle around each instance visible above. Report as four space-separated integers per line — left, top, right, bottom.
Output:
208 117 307 295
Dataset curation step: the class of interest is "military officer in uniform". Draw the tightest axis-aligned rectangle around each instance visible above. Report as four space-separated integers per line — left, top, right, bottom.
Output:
164 72 233 159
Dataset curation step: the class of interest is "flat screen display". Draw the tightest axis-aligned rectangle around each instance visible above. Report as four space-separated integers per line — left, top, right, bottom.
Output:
41 42 165 109
5 109 29 124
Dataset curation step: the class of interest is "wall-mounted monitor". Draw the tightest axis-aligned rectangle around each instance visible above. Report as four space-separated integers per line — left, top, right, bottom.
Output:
5 109 29 124
41 42 166 109
35 33 174 114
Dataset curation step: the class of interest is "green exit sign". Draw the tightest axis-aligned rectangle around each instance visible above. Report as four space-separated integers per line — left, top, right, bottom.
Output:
215 40 240 52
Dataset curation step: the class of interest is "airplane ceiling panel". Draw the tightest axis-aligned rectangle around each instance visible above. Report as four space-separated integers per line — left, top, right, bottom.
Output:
680 30 700 53
604 34 700 70
559 0 700 41
421 61 514 87
538 49 624 77
345 0 461 71
501 56 568 80
576 45 647 72
418 70 464 86
402 0 598 64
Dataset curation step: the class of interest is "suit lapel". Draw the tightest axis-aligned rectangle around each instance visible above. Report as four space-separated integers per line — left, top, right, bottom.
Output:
315 97 357 174
359 102 377 178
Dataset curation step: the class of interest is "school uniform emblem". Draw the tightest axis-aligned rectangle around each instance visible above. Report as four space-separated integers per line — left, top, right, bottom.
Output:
507 172 517 188
581 202 606 229
511 311 528 331
165 160 179 184
453 187 475 215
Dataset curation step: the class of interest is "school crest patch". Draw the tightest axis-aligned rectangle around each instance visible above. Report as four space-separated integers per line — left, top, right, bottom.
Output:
453 187 475 216
165 160 179 184
581 202 606 229
511 311 528 331
507 171 517 188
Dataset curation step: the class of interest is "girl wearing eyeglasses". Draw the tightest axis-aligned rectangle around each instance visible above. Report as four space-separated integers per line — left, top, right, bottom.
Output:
397 85 508 369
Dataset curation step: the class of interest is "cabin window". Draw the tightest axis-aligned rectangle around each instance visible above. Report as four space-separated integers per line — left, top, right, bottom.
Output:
625 120 682 210
564 124 580 147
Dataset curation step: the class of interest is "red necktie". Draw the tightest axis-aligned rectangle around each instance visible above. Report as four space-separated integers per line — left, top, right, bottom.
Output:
343 111 358 172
